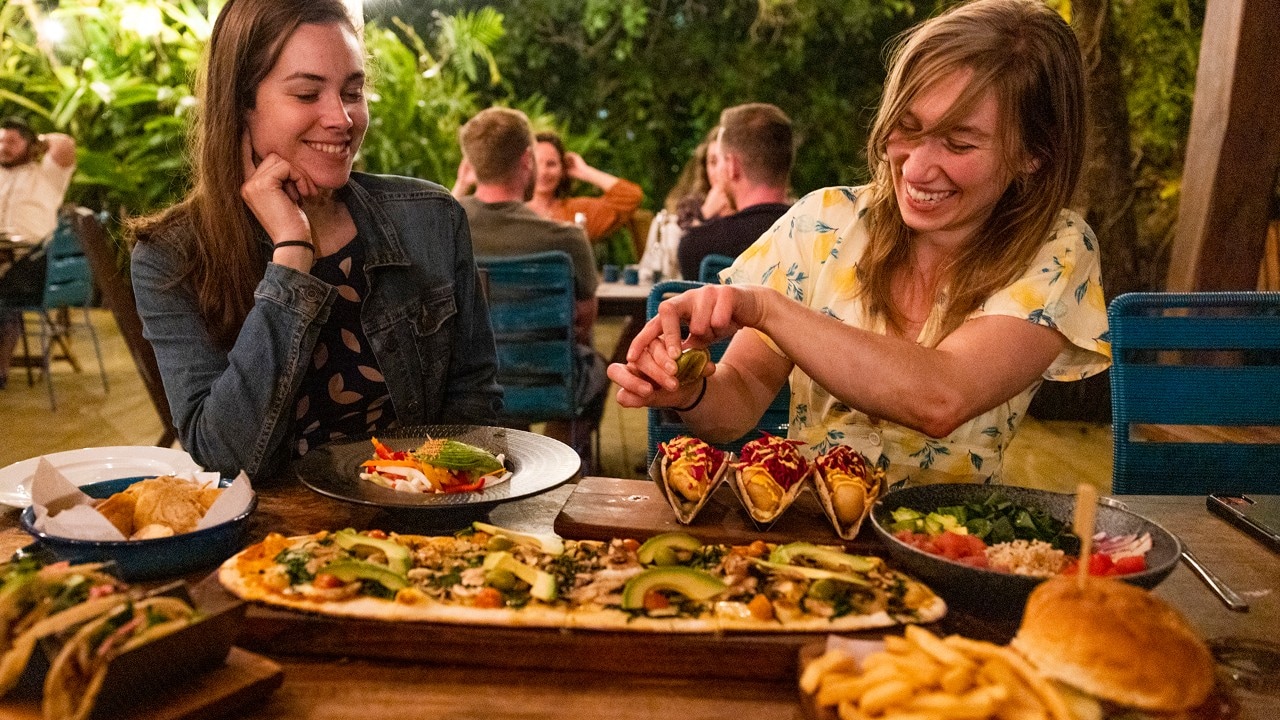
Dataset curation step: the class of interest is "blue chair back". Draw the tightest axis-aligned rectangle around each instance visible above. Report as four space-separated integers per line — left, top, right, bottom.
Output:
645 280 790 464
1109 291 1280 494
477 251 578 423
43 214 93 309
698 253 735 284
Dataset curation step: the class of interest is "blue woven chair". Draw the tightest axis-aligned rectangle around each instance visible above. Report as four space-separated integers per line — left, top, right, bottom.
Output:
6 211 109 410
1109 291 1280 494
645 280 791 465
697 253 736 284
477 251 600 469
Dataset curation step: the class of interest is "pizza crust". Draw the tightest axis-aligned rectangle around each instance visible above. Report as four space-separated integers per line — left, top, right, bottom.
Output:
219 533 947 633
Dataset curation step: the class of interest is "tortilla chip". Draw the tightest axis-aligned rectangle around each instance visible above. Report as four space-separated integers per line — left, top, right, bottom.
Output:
93 493 137 538
126 477 206 535
130 524 175 541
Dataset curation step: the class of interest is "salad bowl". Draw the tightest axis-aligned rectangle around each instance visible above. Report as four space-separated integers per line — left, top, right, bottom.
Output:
870 484 1180 619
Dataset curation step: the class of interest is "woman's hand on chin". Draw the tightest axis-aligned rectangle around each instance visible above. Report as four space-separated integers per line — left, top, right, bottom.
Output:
240 131 317 244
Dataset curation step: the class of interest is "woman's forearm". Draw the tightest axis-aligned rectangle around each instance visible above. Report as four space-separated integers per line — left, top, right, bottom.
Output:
753 295 1064 437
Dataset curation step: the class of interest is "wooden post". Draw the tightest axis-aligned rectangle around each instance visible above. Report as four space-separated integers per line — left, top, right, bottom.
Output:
1167 0 1280 291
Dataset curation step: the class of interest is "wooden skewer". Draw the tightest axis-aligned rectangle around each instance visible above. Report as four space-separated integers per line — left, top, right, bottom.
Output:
1074 483 1098 588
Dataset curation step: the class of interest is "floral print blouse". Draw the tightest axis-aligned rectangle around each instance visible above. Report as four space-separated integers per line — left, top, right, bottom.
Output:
722 186 1111 486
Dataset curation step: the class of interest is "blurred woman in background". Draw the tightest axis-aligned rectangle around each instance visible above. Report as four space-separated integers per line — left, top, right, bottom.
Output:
527 131 644 245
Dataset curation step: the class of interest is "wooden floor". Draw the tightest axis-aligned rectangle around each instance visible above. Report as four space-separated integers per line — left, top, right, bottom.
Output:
0 311 1114 493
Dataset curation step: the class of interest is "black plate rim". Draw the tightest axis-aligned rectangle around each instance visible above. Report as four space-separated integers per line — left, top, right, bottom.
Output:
293 424 580 512
869 483 1182 587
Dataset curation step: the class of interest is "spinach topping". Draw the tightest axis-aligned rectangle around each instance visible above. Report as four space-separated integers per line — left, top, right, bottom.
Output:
275 548 315 585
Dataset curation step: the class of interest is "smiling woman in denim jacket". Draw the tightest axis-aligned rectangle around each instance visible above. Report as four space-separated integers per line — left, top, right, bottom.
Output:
129 0 500 479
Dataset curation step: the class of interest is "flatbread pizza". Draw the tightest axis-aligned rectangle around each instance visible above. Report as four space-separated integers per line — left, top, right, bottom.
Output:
219 525 946 633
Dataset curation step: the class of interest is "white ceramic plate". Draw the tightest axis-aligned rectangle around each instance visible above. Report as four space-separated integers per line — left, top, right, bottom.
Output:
0 446 201 508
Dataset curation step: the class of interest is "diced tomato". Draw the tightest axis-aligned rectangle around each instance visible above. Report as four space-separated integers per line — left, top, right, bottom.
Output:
312 573 344 589
619 538 640 553
474 587 504 609
1111 555 1147 575
934 531 967 560
961 534 988 557
747 594 774 621
1089 553 1113 576
643 590 671 611
366 529 388 540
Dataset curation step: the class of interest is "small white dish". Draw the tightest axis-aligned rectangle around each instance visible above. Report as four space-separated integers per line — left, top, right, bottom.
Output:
0 446 200 508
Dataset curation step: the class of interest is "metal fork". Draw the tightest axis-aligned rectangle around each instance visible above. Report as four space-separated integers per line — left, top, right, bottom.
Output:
1181 542 1250 612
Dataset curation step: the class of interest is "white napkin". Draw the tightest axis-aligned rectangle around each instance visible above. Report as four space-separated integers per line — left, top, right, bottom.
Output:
29 458 253 541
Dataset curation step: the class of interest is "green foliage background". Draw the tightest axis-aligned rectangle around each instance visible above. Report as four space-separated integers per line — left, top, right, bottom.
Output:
0 0 1204 281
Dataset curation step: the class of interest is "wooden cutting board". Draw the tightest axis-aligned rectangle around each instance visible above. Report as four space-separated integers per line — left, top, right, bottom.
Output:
1 648 283 720
554 476 886 552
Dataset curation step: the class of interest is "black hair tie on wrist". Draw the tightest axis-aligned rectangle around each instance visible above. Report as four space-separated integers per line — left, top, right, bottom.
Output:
671 377 708 412
274 240 314 252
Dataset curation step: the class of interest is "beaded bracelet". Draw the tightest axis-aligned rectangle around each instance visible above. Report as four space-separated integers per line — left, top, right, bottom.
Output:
670 377 708 412
273 240 315 252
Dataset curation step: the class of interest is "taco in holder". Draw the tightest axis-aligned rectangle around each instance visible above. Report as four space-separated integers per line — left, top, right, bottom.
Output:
43 595 197 720
733 433 809 523
0 560 126 696
813 445 885 538
656 436 729 522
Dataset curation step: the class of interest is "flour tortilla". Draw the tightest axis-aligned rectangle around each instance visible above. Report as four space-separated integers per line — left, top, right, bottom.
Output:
42 596 195 720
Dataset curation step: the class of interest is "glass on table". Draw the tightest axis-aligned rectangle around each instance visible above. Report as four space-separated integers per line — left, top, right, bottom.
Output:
1209 636 1280 698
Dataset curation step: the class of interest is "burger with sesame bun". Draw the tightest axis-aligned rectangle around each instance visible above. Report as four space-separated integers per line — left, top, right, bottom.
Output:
1012 575 1228 719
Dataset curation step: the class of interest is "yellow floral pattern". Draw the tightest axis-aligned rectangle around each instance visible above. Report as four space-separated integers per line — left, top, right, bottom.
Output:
722 186 1111 486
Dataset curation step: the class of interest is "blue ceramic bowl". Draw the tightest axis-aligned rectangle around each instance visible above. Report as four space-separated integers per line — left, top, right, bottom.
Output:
20 476 256 581
870 484 1181 620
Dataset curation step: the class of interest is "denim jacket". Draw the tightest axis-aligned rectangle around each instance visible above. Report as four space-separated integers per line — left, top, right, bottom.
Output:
132 173 502 479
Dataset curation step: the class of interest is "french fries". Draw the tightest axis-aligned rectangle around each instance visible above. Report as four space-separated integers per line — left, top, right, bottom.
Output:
803 628 1072 720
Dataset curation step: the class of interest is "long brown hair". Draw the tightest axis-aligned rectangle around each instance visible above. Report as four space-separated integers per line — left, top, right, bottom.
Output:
663 126 719 213
859 0 1085 338
534 131 573 199
129 0 356 349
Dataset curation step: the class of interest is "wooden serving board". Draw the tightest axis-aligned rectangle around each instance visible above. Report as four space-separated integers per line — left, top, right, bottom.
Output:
238 604 820 682
554 476 885 552
1 648 283 720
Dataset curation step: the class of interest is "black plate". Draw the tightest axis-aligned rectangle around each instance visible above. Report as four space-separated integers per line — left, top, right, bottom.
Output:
294 425 580 512
870 484 1181 620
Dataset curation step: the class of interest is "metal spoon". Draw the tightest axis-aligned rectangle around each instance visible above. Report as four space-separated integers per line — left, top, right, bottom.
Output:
1181 543 1249 612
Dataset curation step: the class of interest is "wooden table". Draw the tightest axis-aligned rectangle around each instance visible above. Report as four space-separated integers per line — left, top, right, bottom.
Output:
1 481 1275 719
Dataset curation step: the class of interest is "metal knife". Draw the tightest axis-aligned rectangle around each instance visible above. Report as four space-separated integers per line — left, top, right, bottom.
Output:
1181 545 1249 612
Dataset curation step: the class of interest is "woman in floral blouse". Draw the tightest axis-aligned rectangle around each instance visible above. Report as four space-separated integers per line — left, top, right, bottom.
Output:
607 0 1110 486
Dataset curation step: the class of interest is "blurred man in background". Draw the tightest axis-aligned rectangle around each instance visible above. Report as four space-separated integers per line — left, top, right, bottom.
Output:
677 103 794 281
0 116 77 389
455 107 606 467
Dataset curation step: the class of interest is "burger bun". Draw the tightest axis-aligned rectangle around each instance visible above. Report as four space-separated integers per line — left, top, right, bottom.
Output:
1012 575 1215 714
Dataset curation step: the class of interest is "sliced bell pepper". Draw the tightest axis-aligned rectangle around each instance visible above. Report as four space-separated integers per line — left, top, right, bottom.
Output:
370 437 406 461
442 477 486 493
